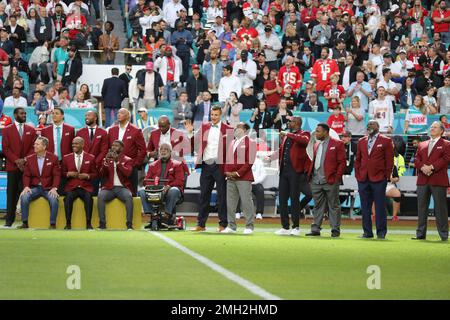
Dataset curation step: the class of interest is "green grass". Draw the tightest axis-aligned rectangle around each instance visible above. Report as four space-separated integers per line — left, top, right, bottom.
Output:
0 224 449 300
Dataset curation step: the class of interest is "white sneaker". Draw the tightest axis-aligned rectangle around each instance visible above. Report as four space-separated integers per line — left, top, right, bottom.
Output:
274 228 291 236
220 227 236 234
256 213 263 220
290 228 300 236
235 212 241 219
243 228 253 235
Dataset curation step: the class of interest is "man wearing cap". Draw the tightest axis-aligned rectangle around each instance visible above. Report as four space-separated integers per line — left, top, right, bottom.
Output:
137 61 164 109
185 64 208 104
232 50 257 90
101 68 128 128
258 24 282 70
154 45 182 103
391 50 414 81
211 16 224 36
238 84 258 110
136 107 157 129
218 64 242 104
376 53 394 80
163 0 186 29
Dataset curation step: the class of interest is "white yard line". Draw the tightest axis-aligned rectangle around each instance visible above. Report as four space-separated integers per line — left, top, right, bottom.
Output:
149 231 282 300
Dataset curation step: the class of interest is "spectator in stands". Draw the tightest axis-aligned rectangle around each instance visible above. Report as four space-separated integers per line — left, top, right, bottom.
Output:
324 74 345 111
5 66 23 92
65 6 87 43
355 120 394 239
432 0 450 45
4 87 27 108
413 121 450 241
6 15 26 52
101 68 127 127
233 50 257 89
62 46 82 99
154 45 182 103
136 107 157 130
19 136 61 229
423 86 438 114
35 6 55 44
29 40 51 84
222 91 242 128
399 76 418 113
301 92 323 112
415 66 441 96
263 68 281 110
369 86 393 134
98 21 120 64
137 61 164 109
62 136 97 230
172 91 193 129
35 87 57 122
185 63 208 104
250 100 273 135
98 140 134 230
218 64 241 104
57 87 70 108
437 75 450 114
70 91 94 109
171 21 192 85
79 84 98 108
51 4 67 38
258 24 282 70
341 131 357 175
439 115 450 137
404 95 429 134
311 15 332 59
203 50 224 102
10 48 29 74
2 107 36 228
119 64 133 98
272 98 293 131
345 96 365 136
238 84 258 110
307 123 346 237
0 28 14 59
327 106 345 135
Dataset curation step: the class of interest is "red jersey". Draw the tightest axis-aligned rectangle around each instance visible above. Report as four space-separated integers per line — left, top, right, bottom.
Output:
0 114 12 128
278 65 302 92
327 114 346 135
324 84 345 110
339 5 354 17
263 79 280 108
0 48 8 80
311 59 340 91
236 27 259 42
408 8 428 26
301 7 318 24
432 9 450 33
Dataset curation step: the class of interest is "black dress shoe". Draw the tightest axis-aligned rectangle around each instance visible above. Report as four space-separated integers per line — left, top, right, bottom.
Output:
441 238 448 242
126 222 133 230
144 223 152 229
86 224 93 230
358 234 374 239
3 223 12 228
17 223 29 229
411 236 426 240
305 232 321 237
64 225 71 230
331 231 340 238
50 224 56 229
377 236 386 240
98 223 106 230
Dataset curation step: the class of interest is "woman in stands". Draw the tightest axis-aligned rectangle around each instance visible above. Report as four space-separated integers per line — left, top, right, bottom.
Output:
403 95 428 135
5 66 23 92
272 98 293 131
345 96 365 136
222 91 242 128
80 83 98 108
250 100 273 136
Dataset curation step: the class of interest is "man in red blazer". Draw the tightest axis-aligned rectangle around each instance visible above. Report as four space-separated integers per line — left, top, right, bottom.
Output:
268 116 312 236
147 115 188 160
40 107 76 161
187 105 234 232
97 140 134 230
355 120 394 239
2 107 37 227
139 143 186 227
413 121 450 241
76 110 108 195
62 137 98 230
306 123 346 238
107 108 146 195
221 122 257 235
19 136 61 229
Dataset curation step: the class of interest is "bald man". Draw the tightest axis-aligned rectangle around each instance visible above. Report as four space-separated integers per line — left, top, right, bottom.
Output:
108 108 146 195
62 137 98 229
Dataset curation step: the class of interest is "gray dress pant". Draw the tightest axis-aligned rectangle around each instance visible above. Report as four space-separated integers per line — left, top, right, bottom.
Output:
98 187 134 226
227 180 255 231
311 182 341 233
416 185 449 240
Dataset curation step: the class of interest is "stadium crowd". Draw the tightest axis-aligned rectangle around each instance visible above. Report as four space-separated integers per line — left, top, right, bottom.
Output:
0 0 449 240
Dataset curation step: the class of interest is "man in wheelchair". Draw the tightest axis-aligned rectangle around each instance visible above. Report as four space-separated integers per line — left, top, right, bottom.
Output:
138 143 187 229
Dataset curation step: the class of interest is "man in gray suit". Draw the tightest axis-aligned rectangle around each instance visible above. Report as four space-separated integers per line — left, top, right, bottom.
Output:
220 123 257 235
172 91 193 129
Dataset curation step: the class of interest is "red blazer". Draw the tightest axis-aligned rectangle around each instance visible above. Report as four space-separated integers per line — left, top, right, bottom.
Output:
23 152 61 190
108 123 146 168
308 137 346 185
274 130 311 173
147 127 188 157
355 134 394 183
414 138 450 187
41 123 76 159
99 154 134 191
192 122 234 172
62 152 98 193
223 136 256 181
76 126 109 167
143 158 186 192
2 123 36 172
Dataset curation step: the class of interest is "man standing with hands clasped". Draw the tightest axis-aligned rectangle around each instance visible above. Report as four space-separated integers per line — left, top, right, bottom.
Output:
413 121 450 241
355 120 394 239
307 123 346 237
221 122 256 235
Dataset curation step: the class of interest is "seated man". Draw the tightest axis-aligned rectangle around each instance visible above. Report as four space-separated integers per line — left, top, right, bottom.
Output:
20 136 61 229
97 140 134 230
139 143 186 227
62 137 98 230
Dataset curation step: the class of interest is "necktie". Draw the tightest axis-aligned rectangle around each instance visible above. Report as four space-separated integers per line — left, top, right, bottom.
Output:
315 142 323 170
428 139 435 157
76 154 81 172
18 123 23 139
368 136 375 155
56 126 61 160
212 124 218 128
90 128 94 142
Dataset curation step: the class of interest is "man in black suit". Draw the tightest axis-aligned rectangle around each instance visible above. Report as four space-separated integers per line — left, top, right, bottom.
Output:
119 64 133 98
191 91 212 129
339 55 360 90
6 15 26 51
62 46 83 99
300 93 324 112
101 67 127 128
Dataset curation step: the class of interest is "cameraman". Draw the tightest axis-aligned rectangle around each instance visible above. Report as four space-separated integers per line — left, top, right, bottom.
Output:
139 143 186 226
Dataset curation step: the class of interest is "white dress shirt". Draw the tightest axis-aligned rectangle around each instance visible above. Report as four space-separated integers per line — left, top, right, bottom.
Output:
203 123 221 161
74 152 84 172
159 129 171 147
118 122 129 141
232 135 245 153
113 162 123 187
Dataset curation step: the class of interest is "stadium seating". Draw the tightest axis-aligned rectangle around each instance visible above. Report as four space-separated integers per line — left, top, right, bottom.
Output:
27 197 143 230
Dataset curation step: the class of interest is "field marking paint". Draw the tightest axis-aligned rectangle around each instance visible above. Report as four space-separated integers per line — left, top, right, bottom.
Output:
150 231 282 300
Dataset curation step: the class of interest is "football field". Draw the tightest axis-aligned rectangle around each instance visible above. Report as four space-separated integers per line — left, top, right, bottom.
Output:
1 222 449 300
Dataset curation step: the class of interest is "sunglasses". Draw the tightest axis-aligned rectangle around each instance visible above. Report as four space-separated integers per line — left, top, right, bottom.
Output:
126 68 132 71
